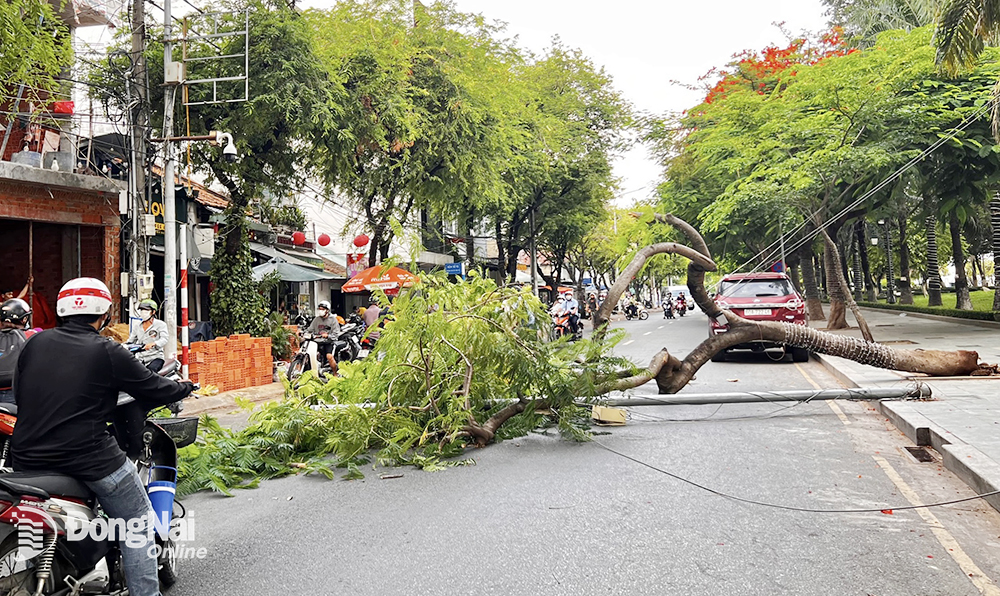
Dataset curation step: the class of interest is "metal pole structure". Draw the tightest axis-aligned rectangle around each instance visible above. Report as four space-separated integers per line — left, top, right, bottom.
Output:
599 385 930 407
179 223 189 378
27 222 33 310
162 0 179 360
529 207 539 298
779 216 786 272
130 0 148 313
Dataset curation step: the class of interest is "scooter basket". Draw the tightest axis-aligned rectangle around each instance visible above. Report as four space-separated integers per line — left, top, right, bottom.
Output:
155 417 200 448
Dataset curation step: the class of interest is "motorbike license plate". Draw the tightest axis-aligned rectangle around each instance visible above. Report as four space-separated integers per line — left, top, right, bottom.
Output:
743 308 772 316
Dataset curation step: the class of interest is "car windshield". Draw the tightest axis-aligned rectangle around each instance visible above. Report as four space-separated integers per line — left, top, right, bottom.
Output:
718 279 794 299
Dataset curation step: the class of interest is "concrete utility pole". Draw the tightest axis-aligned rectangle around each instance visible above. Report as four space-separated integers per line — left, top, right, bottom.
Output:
529 207 539 297
163 0 179 359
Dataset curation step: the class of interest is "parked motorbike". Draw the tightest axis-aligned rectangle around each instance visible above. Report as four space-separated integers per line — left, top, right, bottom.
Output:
0 390 199 595
624 304 649 321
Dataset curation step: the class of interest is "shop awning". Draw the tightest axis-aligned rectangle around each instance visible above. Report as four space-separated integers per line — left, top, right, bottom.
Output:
249 242 321 270
252 259 338 283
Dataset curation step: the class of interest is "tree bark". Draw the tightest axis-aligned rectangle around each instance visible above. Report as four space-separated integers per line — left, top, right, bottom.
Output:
851 227 864 302
949 211 974 310
926 215 943 307
819 228 873 341
992 195 1000 311
898 216 914 305
798 243 825 320
822 240 849 329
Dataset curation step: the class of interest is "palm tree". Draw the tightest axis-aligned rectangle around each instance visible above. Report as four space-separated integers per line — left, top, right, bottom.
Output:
935 0 1000 75
826 0 943 45
992 194 1000 310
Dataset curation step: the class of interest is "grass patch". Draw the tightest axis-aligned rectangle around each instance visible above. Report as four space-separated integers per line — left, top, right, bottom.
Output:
860 289 998 321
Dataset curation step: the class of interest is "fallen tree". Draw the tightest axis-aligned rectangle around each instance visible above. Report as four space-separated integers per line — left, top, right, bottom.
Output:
179 215 983 493
593 213 981 395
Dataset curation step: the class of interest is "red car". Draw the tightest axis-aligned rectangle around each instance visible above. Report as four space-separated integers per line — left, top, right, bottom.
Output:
708 272 809 362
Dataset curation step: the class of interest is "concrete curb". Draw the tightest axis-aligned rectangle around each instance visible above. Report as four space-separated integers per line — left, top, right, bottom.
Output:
811 353 860 389
815 349 1000 514
857 306 1000 329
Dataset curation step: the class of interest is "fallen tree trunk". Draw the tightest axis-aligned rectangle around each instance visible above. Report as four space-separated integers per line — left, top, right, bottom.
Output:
591 212 984 395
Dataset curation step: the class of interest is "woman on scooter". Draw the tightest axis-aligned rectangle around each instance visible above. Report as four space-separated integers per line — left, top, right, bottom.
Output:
127 299 168 372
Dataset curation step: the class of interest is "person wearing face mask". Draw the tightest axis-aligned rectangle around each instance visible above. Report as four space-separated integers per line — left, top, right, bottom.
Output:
306 300 340 376
127 299 169 372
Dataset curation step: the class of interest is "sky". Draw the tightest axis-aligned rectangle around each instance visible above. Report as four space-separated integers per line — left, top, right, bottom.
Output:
439 0 831 205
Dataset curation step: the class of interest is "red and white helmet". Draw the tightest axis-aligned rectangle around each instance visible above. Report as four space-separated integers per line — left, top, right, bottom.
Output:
57 277 112 317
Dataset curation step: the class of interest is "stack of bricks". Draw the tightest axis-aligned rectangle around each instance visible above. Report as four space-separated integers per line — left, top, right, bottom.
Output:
188 334 273 392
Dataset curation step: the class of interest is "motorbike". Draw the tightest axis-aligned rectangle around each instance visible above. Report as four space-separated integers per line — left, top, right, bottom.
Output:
125 345 184 415
663 300 674 319
0 389 199 595
287 333 334 381
0 350 183 474
623 304 649 321
676 298 688 317
288 325 364 382
550 311 583 341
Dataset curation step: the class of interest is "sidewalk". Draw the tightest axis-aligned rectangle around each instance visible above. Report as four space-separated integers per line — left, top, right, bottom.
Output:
184 381 286 417
809 307 1000 512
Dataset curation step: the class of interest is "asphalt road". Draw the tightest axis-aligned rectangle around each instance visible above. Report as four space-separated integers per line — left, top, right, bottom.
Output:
170 309 1000 596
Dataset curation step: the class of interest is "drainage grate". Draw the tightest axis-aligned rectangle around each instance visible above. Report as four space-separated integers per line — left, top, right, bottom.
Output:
905 446 935 462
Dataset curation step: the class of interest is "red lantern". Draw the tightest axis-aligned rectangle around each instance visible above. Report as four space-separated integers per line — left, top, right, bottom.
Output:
317 233 331 247
353 234 370 247
292 231 306 245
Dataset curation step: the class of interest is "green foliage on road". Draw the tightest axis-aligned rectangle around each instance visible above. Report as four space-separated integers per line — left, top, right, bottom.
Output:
178 272 632 495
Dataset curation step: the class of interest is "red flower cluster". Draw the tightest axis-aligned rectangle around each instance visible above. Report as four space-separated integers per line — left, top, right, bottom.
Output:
702 27 852 105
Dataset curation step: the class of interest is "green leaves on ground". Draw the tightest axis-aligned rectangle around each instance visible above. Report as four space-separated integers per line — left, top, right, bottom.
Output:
180 272 632 495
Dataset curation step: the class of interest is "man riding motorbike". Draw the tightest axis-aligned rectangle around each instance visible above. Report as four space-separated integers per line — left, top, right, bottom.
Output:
561 292 580 334
0 298 34 404
306 300 341 376
127 298 168 372
661 292 674 319
10 277 194 596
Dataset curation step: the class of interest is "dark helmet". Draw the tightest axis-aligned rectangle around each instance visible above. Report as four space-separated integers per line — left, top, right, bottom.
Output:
1 298 32 327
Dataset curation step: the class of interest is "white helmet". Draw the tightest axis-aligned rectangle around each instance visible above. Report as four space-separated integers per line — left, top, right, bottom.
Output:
57 277 112 317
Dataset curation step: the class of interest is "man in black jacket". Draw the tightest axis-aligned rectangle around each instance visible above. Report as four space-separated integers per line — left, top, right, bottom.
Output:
12 278 193 596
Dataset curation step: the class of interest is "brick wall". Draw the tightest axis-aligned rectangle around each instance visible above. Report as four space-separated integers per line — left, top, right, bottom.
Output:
189 335 273 392
0 180 121 318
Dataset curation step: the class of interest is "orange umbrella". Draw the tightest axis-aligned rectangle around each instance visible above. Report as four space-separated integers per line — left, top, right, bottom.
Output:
342 265 419 294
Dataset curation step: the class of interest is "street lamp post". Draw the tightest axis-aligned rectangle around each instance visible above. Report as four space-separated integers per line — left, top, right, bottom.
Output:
877 219 895 304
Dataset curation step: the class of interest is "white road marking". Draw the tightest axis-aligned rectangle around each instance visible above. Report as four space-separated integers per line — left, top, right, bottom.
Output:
794 362 850 425
623 340 634 346
657 325 664 330
643 332 652 336
874 456 1000 595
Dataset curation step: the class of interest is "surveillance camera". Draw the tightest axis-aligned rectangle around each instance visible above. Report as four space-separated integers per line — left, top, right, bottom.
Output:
217 132 238 164
223 141 238 163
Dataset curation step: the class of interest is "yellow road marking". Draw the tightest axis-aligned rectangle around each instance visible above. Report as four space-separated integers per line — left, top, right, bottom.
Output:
794 362 850 425
873 456 1000 595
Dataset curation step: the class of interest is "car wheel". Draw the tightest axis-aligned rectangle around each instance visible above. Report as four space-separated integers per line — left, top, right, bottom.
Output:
791 347 809 362
710 350 727 363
